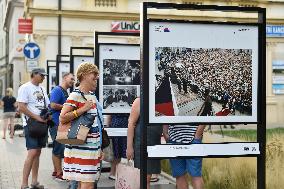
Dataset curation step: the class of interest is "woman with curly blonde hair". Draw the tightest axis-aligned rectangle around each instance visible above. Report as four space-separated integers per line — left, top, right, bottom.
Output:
60 62 103 189
1 88 17 139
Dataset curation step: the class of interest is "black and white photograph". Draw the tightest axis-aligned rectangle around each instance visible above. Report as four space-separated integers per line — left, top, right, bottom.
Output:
48 66 57 93
148 22 258 123
103 59 140 85
103 86 138 111
155 47 253 119
98 44 140 113
59 63 70 85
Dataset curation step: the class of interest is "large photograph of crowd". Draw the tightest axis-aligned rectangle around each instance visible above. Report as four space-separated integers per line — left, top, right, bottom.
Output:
155 47 253 117
103 59 140 85
103 86 138 111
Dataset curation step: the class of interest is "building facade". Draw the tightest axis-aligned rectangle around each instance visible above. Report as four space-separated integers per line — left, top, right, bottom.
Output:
3 0 25 97
0 0 7 98
14 0 284 125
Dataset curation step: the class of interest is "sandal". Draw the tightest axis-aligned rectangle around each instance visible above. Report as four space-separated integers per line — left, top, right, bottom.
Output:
30 182 44 189
108 175 116 180
150 177 159 182
21 186 30 189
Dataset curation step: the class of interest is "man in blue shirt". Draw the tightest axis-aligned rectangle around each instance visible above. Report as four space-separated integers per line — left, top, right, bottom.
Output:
49 73 74 181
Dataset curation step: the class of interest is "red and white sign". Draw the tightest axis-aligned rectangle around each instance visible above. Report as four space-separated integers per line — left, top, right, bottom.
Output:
18 18 33 34
111 21 140 33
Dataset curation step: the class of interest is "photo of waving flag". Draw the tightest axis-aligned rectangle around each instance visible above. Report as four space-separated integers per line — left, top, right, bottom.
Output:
155 77 175 116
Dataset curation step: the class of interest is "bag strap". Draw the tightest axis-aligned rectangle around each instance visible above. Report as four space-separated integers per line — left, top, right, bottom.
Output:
58 86 69 99
77 89 104 146
39 87 47 109
25 87 46 122
97 108 103 129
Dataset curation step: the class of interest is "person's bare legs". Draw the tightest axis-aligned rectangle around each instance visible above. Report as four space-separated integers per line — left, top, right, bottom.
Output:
80 182 94 189
31 149 41 185
9 117 15 138
21 149 41 188
52 154 63 175
109 158 121 177
191 176 204 189
176 173 189 189
2 118 8 139
52 153 56 174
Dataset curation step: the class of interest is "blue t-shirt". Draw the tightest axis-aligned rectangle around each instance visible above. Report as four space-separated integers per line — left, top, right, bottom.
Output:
50 86 68 126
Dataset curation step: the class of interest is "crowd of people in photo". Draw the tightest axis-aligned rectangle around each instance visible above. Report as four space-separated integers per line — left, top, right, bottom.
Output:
155 47 253 115
103 88 137 109
103 59 140 85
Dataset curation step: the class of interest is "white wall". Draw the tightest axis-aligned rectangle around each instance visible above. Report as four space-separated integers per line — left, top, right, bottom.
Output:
62 18 112 32
8 6 25 53
62 36 72 55
12 59 24 97
33 0 57 9
267 4 284 18
82 37 94 47
33 16 58 31
62 0 82 10
45 36 57 61
0 75 5 98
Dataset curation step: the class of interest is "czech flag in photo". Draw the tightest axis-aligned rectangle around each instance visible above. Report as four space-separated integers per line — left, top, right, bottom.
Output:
155 77 175 116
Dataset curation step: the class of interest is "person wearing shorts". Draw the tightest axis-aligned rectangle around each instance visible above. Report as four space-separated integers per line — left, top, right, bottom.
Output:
1 88 17 139
163 125 205 189
17 68 50 189
49 73 74 181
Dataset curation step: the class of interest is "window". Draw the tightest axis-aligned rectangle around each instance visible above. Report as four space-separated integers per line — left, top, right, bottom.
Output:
95 0 116 7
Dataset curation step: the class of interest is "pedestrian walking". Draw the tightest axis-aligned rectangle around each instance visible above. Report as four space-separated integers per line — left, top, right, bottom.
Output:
60 62 104 189
1 88 17 139
17 68 50 189
49 73 75 181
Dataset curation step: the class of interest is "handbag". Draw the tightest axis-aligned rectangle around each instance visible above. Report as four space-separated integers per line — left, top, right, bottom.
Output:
97 110 110 149
115 160 140 189
26 87 48 138
56 113 95 145
26 118 48 138
102 139 114 162
56 91 96 145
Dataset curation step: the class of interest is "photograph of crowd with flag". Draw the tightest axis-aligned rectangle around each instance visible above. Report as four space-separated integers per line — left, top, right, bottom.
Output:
155 47 253 117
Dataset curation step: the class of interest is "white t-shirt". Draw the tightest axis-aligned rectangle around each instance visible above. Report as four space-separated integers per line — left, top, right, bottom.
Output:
17 82 50 126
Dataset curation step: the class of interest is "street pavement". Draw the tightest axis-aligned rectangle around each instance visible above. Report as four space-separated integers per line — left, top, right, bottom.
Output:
0 118 175 189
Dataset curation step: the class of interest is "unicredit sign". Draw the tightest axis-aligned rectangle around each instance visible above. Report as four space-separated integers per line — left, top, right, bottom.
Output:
111 21 140 33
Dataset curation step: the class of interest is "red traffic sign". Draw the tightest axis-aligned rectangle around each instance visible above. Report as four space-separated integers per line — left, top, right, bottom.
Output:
18 18 33 34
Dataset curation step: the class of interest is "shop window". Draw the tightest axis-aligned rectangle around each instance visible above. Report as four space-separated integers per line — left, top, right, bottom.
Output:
95 0 117 7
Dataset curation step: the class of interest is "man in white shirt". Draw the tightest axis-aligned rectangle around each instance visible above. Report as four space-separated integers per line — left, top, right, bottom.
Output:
17 68 50 189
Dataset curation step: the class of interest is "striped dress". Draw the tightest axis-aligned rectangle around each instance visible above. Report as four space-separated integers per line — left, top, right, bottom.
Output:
63 89 102 182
